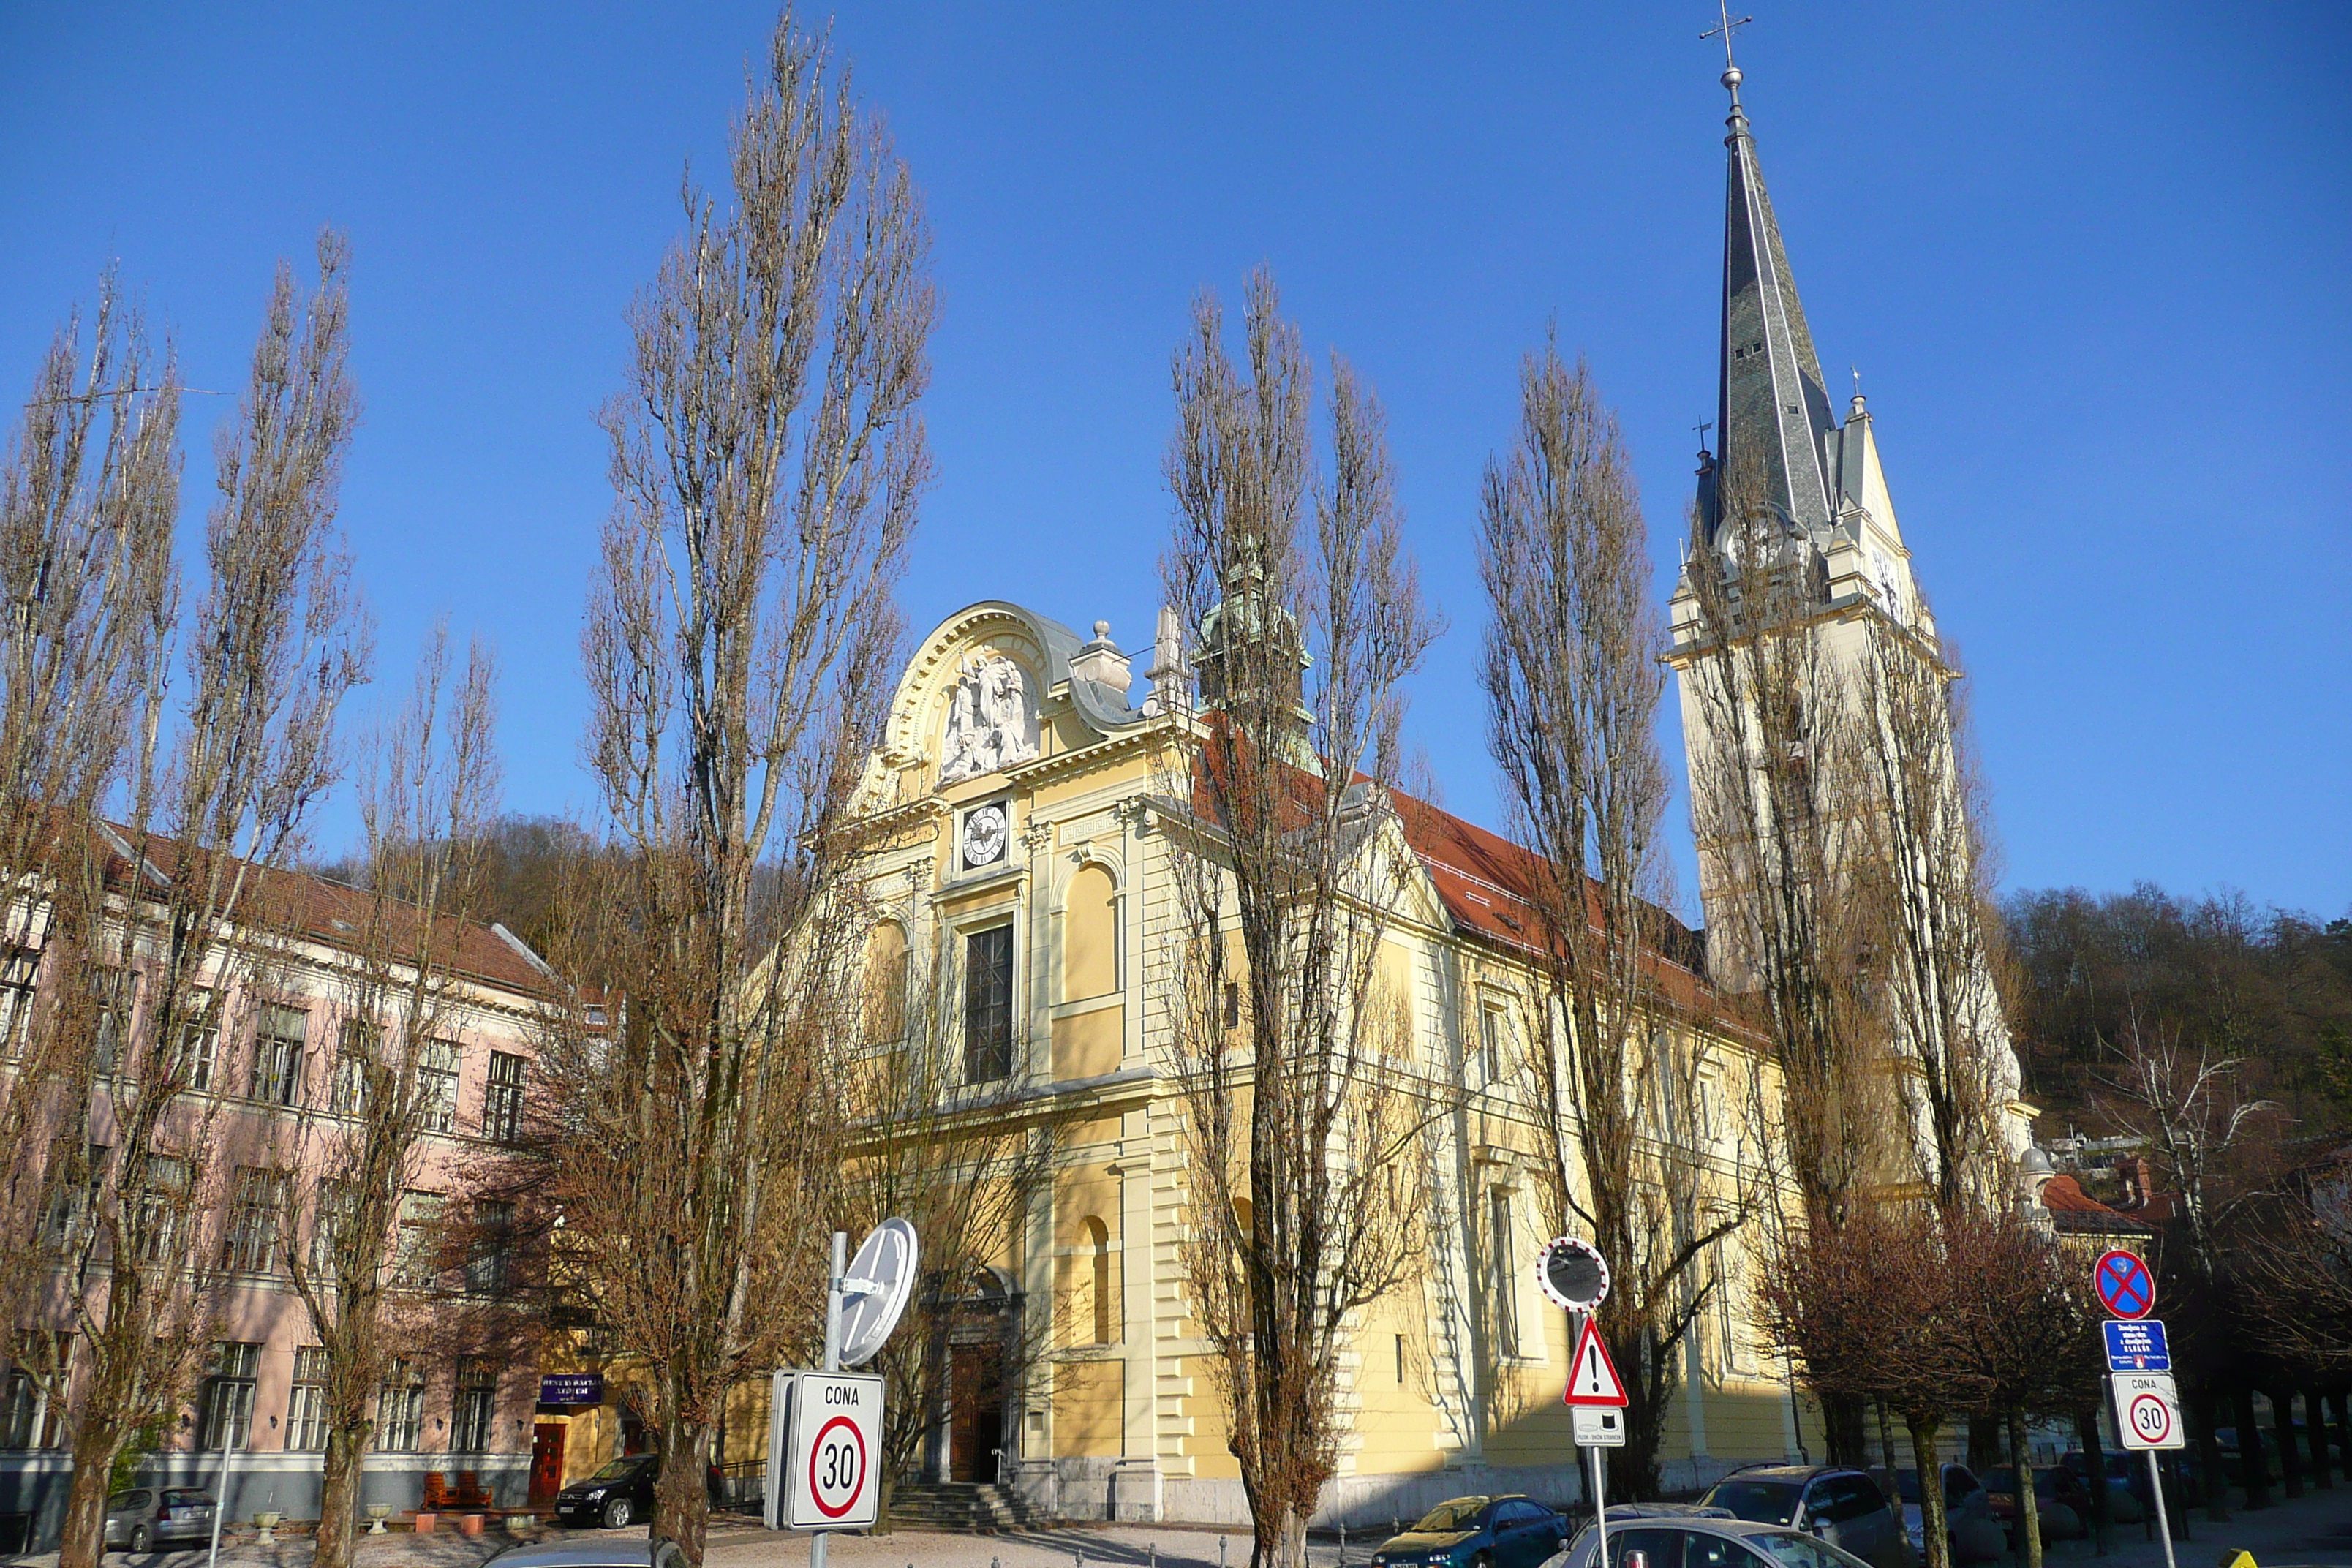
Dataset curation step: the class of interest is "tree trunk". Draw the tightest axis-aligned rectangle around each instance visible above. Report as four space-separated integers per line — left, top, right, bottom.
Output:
2270 1387 2302 1497
656 1404 710 1564
1879 1402 1902 1506
2073 1409 2111 1553
2231 1384 2269 1510
314 1422 369 1568
2304 1387 2332 1488
2332 1389 2352 1490
1967 1411 1999 1474
1910 1413 1950 1568
1273 1504 1311 1568
2010 1409 2042 1568
57 1418 124 1568
2191 1382 2229 1523
1823 1394 1868 1468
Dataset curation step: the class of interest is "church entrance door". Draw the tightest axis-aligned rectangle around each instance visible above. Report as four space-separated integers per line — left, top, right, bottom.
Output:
949 1343 1004 1483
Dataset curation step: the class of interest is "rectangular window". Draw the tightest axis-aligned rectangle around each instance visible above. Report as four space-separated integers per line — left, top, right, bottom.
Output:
331 1018 379 1118
219 1167 283 1275
250 1004 307 1106
311 1180 353 1278
180 990 219 1092
286 1347 331 1452
1480 1003 1505 1087
0 944 39 1058
418 1039 460 1134
1490 1189 1518 1360
0 1335 71 1450
374 1360 423 1452
962 924 1014 1082
396 1191 445 1289
89 965 132 1074
1395 1333 1406 1385
196 1342 261 1450
451 1357 497 1453
135 1156 188 1264
465 1201 514 1296
483 1051 525 1143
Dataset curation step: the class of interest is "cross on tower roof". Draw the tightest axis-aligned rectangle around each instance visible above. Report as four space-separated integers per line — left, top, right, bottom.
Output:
1702 2 1753 74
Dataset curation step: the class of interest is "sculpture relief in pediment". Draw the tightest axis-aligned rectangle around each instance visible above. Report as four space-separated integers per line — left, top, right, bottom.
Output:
938 652 1039 785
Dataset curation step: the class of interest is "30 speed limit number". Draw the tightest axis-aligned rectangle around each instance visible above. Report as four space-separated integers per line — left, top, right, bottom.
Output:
2112 1371 2184 1451
769 1371 884 1529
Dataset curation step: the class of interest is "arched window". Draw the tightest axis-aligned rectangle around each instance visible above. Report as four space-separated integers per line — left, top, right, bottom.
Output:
1085 1216 1113 1345
1061 864 1119 1002
864 922 909 1045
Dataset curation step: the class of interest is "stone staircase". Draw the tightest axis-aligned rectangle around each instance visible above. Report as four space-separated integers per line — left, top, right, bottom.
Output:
883 1480 1042 1534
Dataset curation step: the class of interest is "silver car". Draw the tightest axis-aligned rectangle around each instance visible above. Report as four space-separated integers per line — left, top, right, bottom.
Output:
1546 1510 1883 1568
102 1487 216 1553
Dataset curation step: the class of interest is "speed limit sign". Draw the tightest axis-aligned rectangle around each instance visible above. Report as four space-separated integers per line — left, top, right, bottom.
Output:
768 1371 884 1528
2112 1371 2184 1450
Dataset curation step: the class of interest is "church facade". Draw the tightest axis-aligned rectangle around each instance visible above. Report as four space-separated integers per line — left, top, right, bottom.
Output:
829 63 2036 1529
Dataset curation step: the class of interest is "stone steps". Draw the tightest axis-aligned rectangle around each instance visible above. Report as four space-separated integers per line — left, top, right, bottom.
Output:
885 1480 1042 1534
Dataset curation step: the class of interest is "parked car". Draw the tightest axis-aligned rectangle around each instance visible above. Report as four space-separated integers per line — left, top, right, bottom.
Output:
1369 1494 1568 1567
1546 1509 1881 1568
552 1455 726 1530
1980 1466 2084 1548
489 1541 686 1568
1889 1466 2003 1566
2057 1452 2145 1523
1696 1466 1906 1568
102 1488 216 1553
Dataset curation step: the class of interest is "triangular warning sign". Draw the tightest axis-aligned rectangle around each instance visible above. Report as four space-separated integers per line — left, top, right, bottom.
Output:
1564 1317 1629 1407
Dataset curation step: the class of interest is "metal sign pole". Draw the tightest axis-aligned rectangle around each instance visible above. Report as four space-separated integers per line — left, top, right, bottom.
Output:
205 1434 238 1568
810 1230 846 1568
2144 1450 2176 1568
1578 1310 1607 1568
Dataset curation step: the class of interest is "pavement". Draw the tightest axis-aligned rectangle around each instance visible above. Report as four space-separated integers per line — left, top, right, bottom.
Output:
8 1488 2351 1568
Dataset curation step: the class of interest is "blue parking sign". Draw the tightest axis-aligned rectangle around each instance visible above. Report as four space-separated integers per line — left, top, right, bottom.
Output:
2103 1319 2170 1372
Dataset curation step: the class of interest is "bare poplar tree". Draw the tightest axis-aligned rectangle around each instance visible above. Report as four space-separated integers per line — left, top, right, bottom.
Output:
1850 606 2016 1212
1479 340 1738 1496
836 918 1055 1523
1157 271 1437 1568
281 626 500 1568
46 232 369 1568
0 277 181 1428
528 13 931 1561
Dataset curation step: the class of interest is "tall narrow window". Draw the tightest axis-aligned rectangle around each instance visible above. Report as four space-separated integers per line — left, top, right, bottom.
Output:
1490 1189 1518 1359
196 1343 261 1450
136 1156 188 1263
466 1201 514 1295
331 1019 378 1119
180 990 218 1091
286 1347 331 1451
219 1168 283 1275
865 924 910 1046
1395 1333 1406 1385
1480 1003 1506 1087
396 1191 445 1289
451 1357 497 1453
312 1179 354 1278
0 944 40 1058
251 1004 307 1107
0 1368 39 1450
483 1051 526 1143
962 924 1014 1082
375 1360 423 1452
1082 1216 1113 1346
89 965 132 1074
418 1040 460 1134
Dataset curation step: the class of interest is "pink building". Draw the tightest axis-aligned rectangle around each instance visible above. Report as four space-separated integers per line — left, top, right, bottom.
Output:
0 858 555 1550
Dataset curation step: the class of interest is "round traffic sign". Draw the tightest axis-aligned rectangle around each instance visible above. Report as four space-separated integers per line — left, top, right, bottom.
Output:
1538 1237 1612 1313
806 1414 869 1519
2094 1248 2156 1320
2127 1392 2174 1447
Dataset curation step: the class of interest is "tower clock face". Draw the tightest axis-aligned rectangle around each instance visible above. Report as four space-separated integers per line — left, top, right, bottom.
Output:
962 804 1009 869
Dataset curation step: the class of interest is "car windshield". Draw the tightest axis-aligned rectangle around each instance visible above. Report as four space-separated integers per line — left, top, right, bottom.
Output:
161 1490 214 1507
1894 1470 1921 1504
1412 1499 1490 1534
1704 1481 1801 1527
588 1456 650 1482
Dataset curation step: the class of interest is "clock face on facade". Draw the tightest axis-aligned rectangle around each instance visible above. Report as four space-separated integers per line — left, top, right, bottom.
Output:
962 803 1009 869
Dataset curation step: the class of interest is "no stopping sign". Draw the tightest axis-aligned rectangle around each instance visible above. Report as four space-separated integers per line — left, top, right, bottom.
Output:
771 1371 884 1529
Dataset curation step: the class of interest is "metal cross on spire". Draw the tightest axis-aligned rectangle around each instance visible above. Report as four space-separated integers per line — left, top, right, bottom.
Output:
1702 0 1753 72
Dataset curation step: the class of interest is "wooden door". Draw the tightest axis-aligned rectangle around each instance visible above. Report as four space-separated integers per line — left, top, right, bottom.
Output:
529 1423 567 1505
948 1343 1005 1483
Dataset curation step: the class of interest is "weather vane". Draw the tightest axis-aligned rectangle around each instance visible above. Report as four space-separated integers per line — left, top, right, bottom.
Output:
1702 1 1752 72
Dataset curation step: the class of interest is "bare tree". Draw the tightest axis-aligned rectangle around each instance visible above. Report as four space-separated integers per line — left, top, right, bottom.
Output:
0 276 181 1440
835 916 1055 1523
44 232 369 1568
1479 341 1739 1496
1156 271 1437 1568
527 13 931 1561
1850 607 2017 1212
279 625 500 1568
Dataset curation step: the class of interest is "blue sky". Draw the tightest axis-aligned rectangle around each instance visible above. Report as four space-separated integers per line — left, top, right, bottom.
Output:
3 2 2345 919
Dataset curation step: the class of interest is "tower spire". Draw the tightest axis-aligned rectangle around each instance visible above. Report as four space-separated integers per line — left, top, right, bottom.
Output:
1703 36 1839 544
